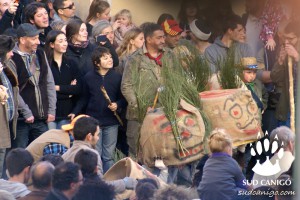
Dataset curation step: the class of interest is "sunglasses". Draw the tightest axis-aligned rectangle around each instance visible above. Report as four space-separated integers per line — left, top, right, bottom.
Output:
60 2 75 10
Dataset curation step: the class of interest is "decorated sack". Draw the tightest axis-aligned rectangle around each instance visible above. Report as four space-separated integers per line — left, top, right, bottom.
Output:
139 99 206 167
103 157 166 200
199 89 261 146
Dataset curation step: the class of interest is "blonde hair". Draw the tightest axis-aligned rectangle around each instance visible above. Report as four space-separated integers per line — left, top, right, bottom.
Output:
116 27 143 58
208 128 232 153
115 9 132 25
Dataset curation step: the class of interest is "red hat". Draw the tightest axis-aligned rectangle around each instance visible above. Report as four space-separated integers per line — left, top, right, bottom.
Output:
161 20 183 36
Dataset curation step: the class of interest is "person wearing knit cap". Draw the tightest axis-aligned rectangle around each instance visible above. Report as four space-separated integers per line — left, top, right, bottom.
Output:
161 19 182 49
0 35 18 178
189 19 212 55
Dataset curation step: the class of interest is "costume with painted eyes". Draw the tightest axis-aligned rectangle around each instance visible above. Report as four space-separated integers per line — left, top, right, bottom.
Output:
139 99 206 167
200 89 262 147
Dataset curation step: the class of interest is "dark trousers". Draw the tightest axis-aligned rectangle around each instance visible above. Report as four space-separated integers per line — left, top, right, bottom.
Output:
12 119 48 148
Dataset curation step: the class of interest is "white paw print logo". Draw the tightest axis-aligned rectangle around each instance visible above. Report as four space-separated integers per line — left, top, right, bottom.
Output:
250 131 284 176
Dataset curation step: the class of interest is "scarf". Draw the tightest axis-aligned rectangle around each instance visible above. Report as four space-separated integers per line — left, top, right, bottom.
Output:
145 52 163 66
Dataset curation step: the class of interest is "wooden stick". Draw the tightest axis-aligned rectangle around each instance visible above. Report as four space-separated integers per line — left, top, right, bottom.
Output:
152 92 159 109
100 86 124 126
288 56 295 132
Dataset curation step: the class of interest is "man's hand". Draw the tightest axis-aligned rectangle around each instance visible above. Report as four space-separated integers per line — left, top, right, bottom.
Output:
47 114 55 122
285 44 299 62
278 46 287 65
70 79 77 85
8 2 18 14
25 116 34 123
68 113 75 120
108 103 117 112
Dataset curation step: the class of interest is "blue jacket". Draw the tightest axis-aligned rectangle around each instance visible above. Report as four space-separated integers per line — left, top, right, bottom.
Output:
74 69 127 126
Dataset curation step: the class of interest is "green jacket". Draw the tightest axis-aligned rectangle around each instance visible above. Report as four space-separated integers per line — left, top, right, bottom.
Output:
251 78 269 111
271 58 300 121
121 46 175 120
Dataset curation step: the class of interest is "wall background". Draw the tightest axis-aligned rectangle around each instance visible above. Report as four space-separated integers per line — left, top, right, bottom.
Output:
73 0 246 25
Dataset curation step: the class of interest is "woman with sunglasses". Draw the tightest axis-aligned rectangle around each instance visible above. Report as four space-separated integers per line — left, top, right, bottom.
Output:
45 30 82 128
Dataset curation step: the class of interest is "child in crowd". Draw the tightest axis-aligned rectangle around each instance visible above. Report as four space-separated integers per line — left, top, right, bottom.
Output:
113 9 136 46
73 47 127 173
240 57 268 114
198 129 249 200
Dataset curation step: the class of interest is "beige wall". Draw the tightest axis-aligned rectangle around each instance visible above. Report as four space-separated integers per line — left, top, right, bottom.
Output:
73 0 245 25
74 0 181 24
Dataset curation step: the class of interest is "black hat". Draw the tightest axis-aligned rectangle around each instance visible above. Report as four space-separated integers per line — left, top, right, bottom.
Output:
17 23 41 38
0 35 15 54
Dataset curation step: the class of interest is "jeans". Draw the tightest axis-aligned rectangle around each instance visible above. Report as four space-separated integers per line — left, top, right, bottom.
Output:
0 148 5 178
13 119 48 148
96 125 119 173
48 119 70 130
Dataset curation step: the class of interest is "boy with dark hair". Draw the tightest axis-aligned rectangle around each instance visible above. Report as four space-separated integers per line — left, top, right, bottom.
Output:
0 148 34 199
24 2 52 48
73 46 126 173
63 116 137 194
74 149 99 182
205 14 255 73
73 181 116 200
45 162 82 200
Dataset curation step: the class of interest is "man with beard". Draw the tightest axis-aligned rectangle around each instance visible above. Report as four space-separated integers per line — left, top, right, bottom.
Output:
121 22 175 157
24 2 52 48
62 116 137 193
271 20 300 127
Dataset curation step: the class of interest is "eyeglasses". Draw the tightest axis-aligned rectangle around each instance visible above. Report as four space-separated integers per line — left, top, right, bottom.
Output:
60 2 75 10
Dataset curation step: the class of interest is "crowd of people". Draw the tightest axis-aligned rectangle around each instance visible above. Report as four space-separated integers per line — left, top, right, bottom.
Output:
0 0 299 199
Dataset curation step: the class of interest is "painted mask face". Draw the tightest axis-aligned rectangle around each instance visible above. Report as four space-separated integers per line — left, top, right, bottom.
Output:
200 89 261 145
140 101 206 167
